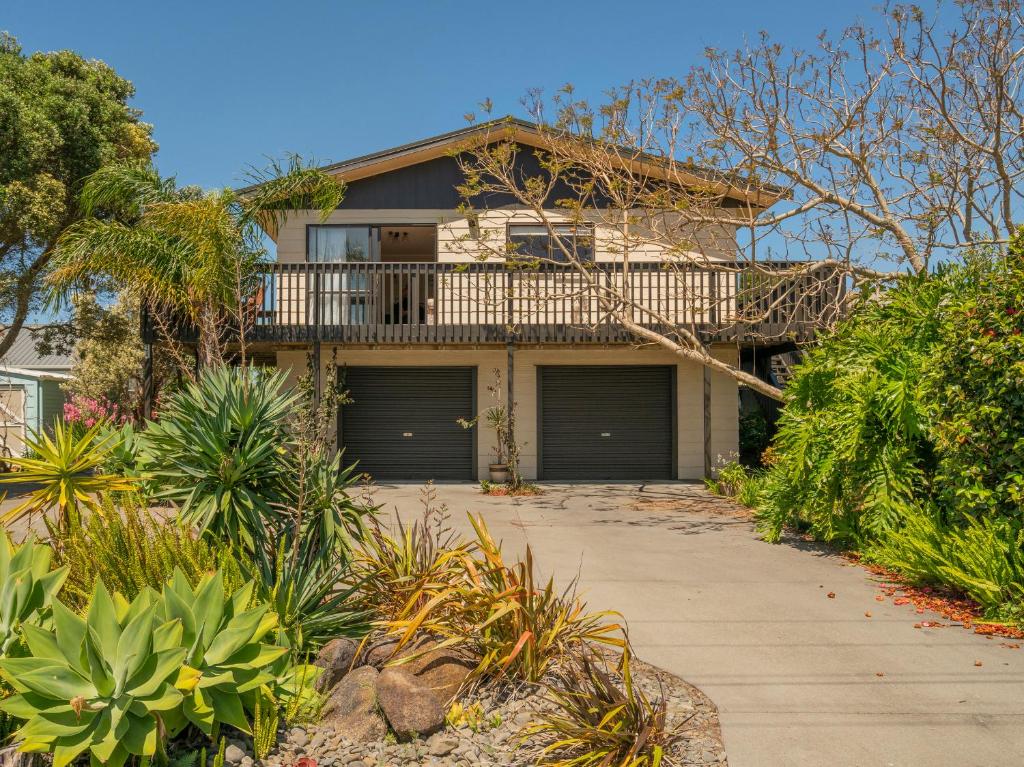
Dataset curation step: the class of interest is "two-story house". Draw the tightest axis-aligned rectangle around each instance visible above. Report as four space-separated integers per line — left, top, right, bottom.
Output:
183 119 833 483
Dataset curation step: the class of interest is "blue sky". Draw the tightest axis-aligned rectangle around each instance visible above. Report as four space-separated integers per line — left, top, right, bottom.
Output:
6 0 881 191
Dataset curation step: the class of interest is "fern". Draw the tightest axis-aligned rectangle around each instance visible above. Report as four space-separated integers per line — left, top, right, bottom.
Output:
50 492 249 609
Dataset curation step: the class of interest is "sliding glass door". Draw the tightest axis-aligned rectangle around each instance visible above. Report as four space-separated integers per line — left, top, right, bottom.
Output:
307 226 380 324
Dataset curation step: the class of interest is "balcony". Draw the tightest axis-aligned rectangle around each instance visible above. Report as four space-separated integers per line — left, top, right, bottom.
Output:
229 261 844 347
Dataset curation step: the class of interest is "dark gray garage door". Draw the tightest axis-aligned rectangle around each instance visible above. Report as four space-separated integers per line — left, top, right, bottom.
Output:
340 367 475 481
539 366 674 480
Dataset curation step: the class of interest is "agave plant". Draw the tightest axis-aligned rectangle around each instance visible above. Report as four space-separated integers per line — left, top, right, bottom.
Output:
0 534 68 657
0 421 137 533
140 367 296 554
161 568 286 735
0 582 190 767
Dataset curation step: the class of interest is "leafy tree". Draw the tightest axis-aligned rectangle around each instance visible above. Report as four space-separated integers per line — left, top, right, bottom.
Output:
0 33 154 358
925 243 1024 519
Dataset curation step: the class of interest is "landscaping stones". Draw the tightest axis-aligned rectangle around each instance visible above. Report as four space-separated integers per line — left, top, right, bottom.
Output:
314 638 360 691
320 666 388 743
252 648 728 767
397 645 475 704
375 667 446 739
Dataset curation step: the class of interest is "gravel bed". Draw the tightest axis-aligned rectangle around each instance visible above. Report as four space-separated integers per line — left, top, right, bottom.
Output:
244 658 727 767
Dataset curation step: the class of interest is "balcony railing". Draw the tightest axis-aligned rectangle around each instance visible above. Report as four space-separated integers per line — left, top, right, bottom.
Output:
228 261 844 346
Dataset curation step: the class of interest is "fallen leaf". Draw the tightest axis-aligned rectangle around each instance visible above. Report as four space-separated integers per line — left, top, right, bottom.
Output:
864 611 873 618
914 623 922 629
875 672 885 677
894 597 910 606
974 660 983 667
875 594 885 602
916 607 925 614
827 592 836 599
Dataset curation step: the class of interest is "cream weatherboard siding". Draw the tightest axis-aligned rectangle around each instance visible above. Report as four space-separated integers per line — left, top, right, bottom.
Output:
276 345 739 481
273 209 738 265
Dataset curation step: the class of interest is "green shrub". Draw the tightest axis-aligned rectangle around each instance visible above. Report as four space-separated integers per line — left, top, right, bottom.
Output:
0 534 67 658
0 421 137 534
161 569 286 736
752 249 1024 622
141 367 295 553
925 251 1024 519
867 508 1024 617
52 494 246 611
755 270 953 545
261 536 369 653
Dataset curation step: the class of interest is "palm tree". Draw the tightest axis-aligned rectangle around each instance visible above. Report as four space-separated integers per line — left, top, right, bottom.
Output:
49 157 344 366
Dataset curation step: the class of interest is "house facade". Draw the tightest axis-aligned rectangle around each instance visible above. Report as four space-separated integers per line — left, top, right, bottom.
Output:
168 120 836 482
0 330 73 458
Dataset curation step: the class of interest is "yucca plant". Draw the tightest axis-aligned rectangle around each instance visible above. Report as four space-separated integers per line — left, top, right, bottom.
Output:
161 569 286 736
0 421 136 534
141 366 296 554
0 582 190 767
261 536 369 653
381 514 625 685
0 533 67 657
51 493 247 612
528 648 672 767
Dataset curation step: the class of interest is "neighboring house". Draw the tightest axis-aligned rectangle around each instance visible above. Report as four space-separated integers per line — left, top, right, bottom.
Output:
150 119 836 482
0 329 73 457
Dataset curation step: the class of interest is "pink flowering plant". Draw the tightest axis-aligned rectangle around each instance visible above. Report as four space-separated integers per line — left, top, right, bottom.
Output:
63 394 129 431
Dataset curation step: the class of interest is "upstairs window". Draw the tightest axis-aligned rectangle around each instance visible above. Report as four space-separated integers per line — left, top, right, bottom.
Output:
507 223 595 263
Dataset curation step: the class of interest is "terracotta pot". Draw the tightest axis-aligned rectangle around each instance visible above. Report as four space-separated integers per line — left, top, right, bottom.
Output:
488 463 509 483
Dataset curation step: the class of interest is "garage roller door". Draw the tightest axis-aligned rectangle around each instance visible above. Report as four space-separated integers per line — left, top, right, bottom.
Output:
340 367 475 481
539 366 674 480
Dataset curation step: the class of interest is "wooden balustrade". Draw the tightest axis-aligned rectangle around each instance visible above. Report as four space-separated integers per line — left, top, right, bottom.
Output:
175 261 844 346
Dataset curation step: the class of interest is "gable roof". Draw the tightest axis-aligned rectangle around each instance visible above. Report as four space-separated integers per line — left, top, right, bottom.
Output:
243 116 785 211
0 327 74 372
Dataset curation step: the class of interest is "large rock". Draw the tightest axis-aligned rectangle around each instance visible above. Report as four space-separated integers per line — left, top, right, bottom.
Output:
361 634 475 703
375 667 445 740
320 665 387 743
360 633 432 669
314 637 359 690
395 644 475 704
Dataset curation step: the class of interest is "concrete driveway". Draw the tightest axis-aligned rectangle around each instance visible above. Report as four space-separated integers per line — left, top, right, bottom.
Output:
370 481 1024 767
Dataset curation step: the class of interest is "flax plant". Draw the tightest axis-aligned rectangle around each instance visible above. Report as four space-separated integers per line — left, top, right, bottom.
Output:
528 647 672 767
380 513 625 685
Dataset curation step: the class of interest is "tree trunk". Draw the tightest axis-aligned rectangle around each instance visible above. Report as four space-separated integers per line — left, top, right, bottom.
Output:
617 315 785 401
0 251 51 361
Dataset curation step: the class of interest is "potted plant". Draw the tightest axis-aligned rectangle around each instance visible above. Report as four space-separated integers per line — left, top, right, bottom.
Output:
483 404 510 483
458 369 516 484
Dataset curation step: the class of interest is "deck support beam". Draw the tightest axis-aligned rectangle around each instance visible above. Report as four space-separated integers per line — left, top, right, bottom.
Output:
703 366 712 478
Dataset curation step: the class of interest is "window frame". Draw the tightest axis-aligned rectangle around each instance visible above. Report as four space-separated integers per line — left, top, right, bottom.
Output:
506 222 596 264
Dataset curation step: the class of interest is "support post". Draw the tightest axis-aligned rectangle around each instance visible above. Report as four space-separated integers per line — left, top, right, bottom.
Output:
142 342 154 420
312 340 322 412
506 342 518 487
703 366 713 478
